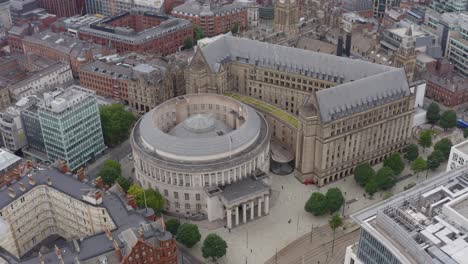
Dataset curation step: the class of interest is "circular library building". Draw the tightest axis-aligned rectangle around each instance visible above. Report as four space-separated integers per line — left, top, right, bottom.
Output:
131 94 271 227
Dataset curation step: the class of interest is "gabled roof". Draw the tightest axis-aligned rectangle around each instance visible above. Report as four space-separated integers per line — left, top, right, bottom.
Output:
198 36 411 123
316 68 410 122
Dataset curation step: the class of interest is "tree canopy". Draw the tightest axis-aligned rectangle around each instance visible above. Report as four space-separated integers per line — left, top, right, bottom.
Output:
365 180 378 196
403 144 419 161
194 26 204 42
354 163 375 187
375 167 396 190
426 102 440 125
383 153 405 176
202 234 228 261
231 22 239 34
418 130 432 150
305 192 327 216
116 176 132 192
434 138 452 160
427 150 444 171
98 160 121 186
464 129 468 139
127 185 164 213
439 110 457 130
325 188 345 213
176 223 201 248
411 157 427 177
165 219 180 236
100 104 135 146
184 37 193 49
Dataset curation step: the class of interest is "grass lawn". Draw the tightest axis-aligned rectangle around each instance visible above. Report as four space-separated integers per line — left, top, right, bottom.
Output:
225 93 299 128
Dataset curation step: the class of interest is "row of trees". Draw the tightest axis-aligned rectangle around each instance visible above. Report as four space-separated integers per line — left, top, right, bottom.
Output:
184 23 240 49
426 102 457 130
165 219 228 261
304 188 345 216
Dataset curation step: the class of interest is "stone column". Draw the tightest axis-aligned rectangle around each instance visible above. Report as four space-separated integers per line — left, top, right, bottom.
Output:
265 195 270 214
243 203 247 224
209 174 212 186
250 200 254 220
235 206 239 226
222 172 225 185
227 208 232 229
257 198 262 217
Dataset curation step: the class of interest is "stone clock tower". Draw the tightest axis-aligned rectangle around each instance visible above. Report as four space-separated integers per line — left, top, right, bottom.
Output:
274 0 299 35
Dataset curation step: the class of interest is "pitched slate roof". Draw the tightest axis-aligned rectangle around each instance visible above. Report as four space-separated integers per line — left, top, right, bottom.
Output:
198 36 411 123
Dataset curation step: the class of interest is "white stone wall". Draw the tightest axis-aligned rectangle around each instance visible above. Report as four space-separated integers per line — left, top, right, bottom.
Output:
447 141 468 172
0 185 115 258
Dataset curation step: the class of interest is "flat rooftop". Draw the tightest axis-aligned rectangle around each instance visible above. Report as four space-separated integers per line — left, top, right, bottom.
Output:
352 166 468 264
454 140 468 156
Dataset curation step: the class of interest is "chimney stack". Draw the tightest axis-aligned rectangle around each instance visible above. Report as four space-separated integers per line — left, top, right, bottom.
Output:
13 169 20 180
114 240 123 262
55 245 64 264
95 176 104 189
4 175 11 186
47 177 52 186
8 187 16 198
95 190 102 200
26 160 33 169
345 33 352 57
336 35 344 57
60 160 68 173
105 229 113 240
19 182 26 192
77 167 86 181
38 252 45 264
127 194 137 209
28 175 36 186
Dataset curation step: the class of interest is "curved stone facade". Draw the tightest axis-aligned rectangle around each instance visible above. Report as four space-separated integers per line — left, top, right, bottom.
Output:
131 94 270 218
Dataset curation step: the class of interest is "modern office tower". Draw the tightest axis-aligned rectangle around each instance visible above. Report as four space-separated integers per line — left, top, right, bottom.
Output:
37 86 106 171
346 166 468 264
431 0 467 13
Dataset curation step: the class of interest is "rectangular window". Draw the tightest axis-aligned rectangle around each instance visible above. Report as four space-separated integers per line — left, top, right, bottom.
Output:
174 192 178 199
185 193 189 200
196 194 200 201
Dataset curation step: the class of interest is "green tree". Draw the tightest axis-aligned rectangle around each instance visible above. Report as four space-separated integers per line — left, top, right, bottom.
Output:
304 192 327 216
375 167 396 190
439 110 457 130
403 144 419 162
194 26 204 42
98 160 121 186
354 163 375 187
434 138 452 160
329 214 344 255
165 219 180 236
411 157 427 177
145 188 164 214
100 104 135 146
427 150 444 171
116 176 132 192
418 130 433 151
202 233 228 261
184 37 193 49
383 153 405 176
325 188 345 213
231 22 239 34
426 102 440 125
365 180 378 197
176 223 201 248
127 184 145 205
464 129 468 139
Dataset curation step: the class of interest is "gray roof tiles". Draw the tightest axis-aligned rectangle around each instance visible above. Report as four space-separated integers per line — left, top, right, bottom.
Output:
316 68 410 122
199 36 411 123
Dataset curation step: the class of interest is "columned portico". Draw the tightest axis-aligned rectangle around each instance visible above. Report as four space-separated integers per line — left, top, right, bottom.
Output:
250 200 254 220
257 197 262 217
243 203 247 223
227 208 232 229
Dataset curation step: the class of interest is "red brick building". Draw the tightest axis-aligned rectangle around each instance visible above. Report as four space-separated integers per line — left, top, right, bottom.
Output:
425 59 468 107
119 237 178 264
79 60 132 102
172 1 248 37
78 10 193 55
37 0 82 17
22 30 110 77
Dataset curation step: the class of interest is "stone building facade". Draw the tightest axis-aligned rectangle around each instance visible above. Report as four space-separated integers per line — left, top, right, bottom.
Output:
393 27 417 82
185 36 415 186
274 0 299 34
131 94 271 227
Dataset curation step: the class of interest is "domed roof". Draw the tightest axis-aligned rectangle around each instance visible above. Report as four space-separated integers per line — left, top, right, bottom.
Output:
183 114 216 133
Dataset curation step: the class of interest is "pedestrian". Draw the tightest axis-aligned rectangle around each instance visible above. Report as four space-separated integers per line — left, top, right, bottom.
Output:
251 249 253 253
281 185 284 190
288 219 291 224
228 228 231 233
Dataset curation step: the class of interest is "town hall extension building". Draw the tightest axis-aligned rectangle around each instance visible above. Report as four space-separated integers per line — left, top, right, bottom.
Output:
185 36 415 187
